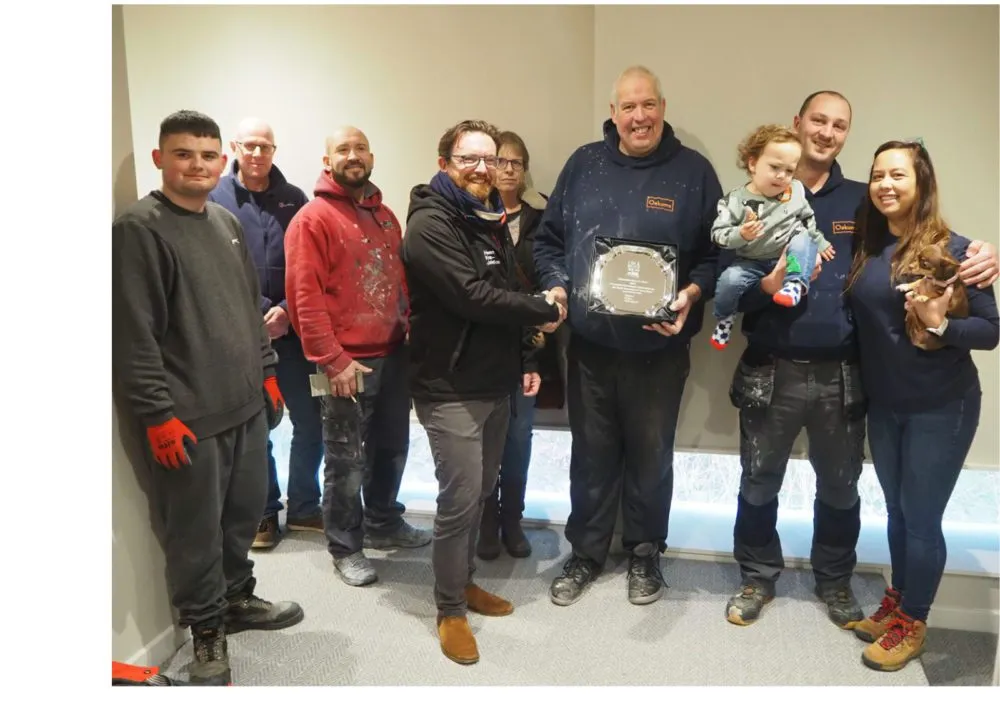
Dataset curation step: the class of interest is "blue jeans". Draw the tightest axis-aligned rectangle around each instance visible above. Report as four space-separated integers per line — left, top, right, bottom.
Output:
265 334 324 520
714 231 819 319
497 388 537 519
866 386 981 622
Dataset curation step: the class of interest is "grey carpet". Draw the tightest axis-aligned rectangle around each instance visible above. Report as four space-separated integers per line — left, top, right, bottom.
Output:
154 515 1000 686
921 627 997 687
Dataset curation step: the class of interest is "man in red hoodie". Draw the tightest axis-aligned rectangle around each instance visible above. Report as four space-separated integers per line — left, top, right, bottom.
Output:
285 126 431 587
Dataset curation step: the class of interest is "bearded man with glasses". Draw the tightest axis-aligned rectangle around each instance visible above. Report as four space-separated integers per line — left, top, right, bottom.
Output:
401 119 565 665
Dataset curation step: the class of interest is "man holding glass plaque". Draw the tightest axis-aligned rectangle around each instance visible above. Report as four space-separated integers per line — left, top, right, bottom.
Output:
534 65 723 607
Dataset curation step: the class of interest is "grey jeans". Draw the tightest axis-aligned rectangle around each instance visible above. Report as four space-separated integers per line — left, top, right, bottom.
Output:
414 397 510 617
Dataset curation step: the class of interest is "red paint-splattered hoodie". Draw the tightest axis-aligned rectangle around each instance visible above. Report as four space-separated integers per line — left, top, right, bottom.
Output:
285 171 408 375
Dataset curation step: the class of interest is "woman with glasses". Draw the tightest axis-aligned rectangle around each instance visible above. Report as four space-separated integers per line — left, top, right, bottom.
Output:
475 131 558 561
846 140 998 672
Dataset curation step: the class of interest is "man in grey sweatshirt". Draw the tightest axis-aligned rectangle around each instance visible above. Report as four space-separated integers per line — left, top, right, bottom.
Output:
112 110 303 685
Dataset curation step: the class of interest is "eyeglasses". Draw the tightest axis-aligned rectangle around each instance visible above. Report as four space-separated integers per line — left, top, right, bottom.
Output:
236 141 276 157
496 158 525 171
451 154 498 169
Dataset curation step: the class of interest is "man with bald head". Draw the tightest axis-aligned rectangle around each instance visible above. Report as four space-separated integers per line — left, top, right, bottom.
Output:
534 66 723 607
209 118 322 551
285 127 430 587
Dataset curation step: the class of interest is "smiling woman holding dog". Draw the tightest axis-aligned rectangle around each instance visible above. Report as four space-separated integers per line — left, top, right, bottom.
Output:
846 140 999 673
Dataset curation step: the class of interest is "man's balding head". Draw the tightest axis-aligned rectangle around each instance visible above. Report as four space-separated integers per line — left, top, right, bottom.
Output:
323 126 375 194
235 117 274 144
325 126 370 156
231 117 276 187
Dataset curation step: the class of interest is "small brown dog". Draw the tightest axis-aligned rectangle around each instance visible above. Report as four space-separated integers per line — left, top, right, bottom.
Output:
895 242 969 350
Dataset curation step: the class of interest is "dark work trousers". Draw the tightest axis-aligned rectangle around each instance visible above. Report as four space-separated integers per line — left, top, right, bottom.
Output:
149 408 269 627
732 356 865 590
320 343 409 559
564 333 690 567
264 333 324 520
414 397 510 617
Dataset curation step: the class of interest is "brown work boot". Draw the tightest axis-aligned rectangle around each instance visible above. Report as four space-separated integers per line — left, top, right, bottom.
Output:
476 492 502 560
854 587 901 643
251 515 279 550
465 583 514 616
861 611 927 672
286 512 324 533
437 615 479 665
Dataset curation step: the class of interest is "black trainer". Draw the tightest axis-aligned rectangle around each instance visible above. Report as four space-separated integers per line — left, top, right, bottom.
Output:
815 583 865 629
225 592 305 634
627 542 666 605
550 555 601 606
189 621 231 686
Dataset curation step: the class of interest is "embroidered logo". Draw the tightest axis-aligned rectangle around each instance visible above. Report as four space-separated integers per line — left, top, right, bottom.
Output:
278 202 297 208
380 219 394 230
483 249 500 267
832 220 856 234
645 196 675 213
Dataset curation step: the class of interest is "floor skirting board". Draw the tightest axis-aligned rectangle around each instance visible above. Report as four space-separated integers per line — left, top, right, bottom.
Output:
125 624 187 671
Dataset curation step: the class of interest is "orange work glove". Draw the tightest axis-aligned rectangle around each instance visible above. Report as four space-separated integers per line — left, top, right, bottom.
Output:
146 418 197 469
263 376 285 430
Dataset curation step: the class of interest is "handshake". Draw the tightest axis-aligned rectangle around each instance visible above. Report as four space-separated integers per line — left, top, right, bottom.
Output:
538 286 568 334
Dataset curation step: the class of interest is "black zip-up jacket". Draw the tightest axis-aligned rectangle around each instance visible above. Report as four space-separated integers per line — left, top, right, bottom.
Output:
401 184 560 402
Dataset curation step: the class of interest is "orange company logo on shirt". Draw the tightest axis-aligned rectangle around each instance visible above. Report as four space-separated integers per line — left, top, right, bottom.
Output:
832 221 856 234
646 196 675 213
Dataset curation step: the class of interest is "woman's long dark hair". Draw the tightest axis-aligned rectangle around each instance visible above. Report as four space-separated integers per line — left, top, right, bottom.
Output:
847 140 952 290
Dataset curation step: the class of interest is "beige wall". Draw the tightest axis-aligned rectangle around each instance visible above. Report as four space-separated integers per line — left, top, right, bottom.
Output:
112 4 184 662
594 4 1000 467
121 4 595 228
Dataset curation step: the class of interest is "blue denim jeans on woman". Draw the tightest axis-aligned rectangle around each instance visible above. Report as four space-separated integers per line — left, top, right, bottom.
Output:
497 388 537 519
866 385 981 622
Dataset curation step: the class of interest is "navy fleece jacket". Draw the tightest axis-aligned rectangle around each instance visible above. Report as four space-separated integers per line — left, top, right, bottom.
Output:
209 162 309 313
533 120 722 352
849 231 999 412
737 161 866 360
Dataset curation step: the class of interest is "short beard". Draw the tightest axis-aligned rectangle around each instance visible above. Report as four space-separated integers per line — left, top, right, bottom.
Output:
463 179 492 202
332 167 371 190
